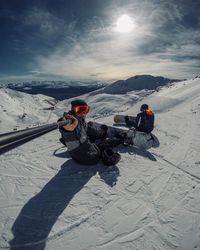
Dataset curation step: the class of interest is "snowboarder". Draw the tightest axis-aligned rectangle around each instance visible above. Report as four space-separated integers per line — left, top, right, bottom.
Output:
58 99 122 166
125 104 154 133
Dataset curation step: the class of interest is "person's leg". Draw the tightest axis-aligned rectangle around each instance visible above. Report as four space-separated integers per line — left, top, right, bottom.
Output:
125 116 137 128
101 148 121 166
70 144 101 165
97 137 122 151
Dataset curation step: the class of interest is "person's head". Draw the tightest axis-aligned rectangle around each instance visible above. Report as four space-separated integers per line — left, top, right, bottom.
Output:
71 99 90 118
140 104 149 112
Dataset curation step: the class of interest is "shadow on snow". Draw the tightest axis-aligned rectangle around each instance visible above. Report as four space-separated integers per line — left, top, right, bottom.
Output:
9 160 119 250
119 146 157 161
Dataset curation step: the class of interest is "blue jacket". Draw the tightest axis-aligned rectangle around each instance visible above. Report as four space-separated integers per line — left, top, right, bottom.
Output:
136 109 154 133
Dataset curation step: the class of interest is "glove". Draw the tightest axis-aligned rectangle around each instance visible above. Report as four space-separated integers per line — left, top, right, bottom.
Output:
125 116 129 123
100 124 108 138
62 114 78 131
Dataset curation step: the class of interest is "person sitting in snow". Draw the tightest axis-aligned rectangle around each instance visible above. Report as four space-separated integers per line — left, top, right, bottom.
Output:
58 99 122 166
125 104 154 133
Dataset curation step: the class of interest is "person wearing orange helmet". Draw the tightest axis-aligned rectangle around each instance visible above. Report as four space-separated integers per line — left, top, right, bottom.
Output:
58 99 121 166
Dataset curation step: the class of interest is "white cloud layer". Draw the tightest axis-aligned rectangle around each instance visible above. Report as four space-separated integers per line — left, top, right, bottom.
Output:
31 1 199 81
1 1 199 82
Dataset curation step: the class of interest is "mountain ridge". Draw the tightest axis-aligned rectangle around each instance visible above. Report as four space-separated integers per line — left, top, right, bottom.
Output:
103 74 182 94
0 74 183 100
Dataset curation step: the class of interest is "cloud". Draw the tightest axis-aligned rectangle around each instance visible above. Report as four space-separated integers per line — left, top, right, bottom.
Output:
33 14 155 81
23 7 66 35
0 73 39 84
1 0 199 83
26 1 200 81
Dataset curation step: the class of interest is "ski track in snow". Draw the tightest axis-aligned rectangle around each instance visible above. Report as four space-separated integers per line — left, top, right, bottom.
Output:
1 78 200 249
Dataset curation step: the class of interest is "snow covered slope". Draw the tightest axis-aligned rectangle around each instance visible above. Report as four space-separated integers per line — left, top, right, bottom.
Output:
0 78 200 250
54 75 179 119
55 88 155 119
0 88 58 133
102 75 179 94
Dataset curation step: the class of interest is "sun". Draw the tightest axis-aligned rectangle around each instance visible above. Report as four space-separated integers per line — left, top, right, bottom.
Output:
115 14 134 33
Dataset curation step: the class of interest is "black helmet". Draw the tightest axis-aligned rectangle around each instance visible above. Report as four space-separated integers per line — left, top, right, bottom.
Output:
140 104 148 111
71 99 88 107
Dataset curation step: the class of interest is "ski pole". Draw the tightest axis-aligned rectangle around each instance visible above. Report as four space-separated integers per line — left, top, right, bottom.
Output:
0 120 70 155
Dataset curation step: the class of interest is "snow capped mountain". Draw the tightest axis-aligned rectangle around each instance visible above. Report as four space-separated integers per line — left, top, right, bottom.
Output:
1 77 200 250
1 80 105 89
1 75 180 101
1 80 105 101
102 75 181 94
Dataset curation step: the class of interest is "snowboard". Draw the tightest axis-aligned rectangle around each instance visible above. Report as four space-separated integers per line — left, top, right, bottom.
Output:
113 114 136 124
89 121 159 150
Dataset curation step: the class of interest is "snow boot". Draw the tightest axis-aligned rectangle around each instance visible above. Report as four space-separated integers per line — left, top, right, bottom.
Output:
101 148 121 166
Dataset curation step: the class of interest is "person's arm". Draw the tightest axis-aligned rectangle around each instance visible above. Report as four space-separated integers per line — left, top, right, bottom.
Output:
135 113 141 128
125 115 138 128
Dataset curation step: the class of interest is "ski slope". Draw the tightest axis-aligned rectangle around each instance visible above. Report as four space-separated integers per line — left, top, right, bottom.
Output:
0 88 58 133
0 78 200 249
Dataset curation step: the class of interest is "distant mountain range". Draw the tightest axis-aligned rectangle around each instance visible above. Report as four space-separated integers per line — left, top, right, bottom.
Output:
1 80 105 100
0 75 183 100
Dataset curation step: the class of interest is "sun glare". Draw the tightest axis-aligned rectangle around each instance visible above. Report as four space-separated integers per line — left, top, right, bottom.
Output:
116 14 134 33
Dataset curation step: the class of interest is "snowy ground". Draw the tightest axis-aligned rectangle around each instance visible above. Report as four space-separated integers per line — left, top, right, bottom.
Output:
0 78 200 250
0 88 58 133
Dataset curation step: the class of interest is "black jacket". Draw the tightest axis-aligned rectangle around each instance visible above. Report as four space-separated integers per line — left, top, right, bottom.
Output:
59 113 106 165
136 109 154 133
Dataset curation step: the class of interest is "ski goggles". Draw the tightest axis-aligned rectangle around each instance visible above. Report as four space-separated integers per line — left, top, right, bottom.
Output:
72 105 90 114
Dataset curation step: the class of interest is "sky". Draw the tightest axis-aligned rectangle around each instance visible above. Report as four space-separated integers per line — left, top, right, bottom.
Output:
0 0 200 83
